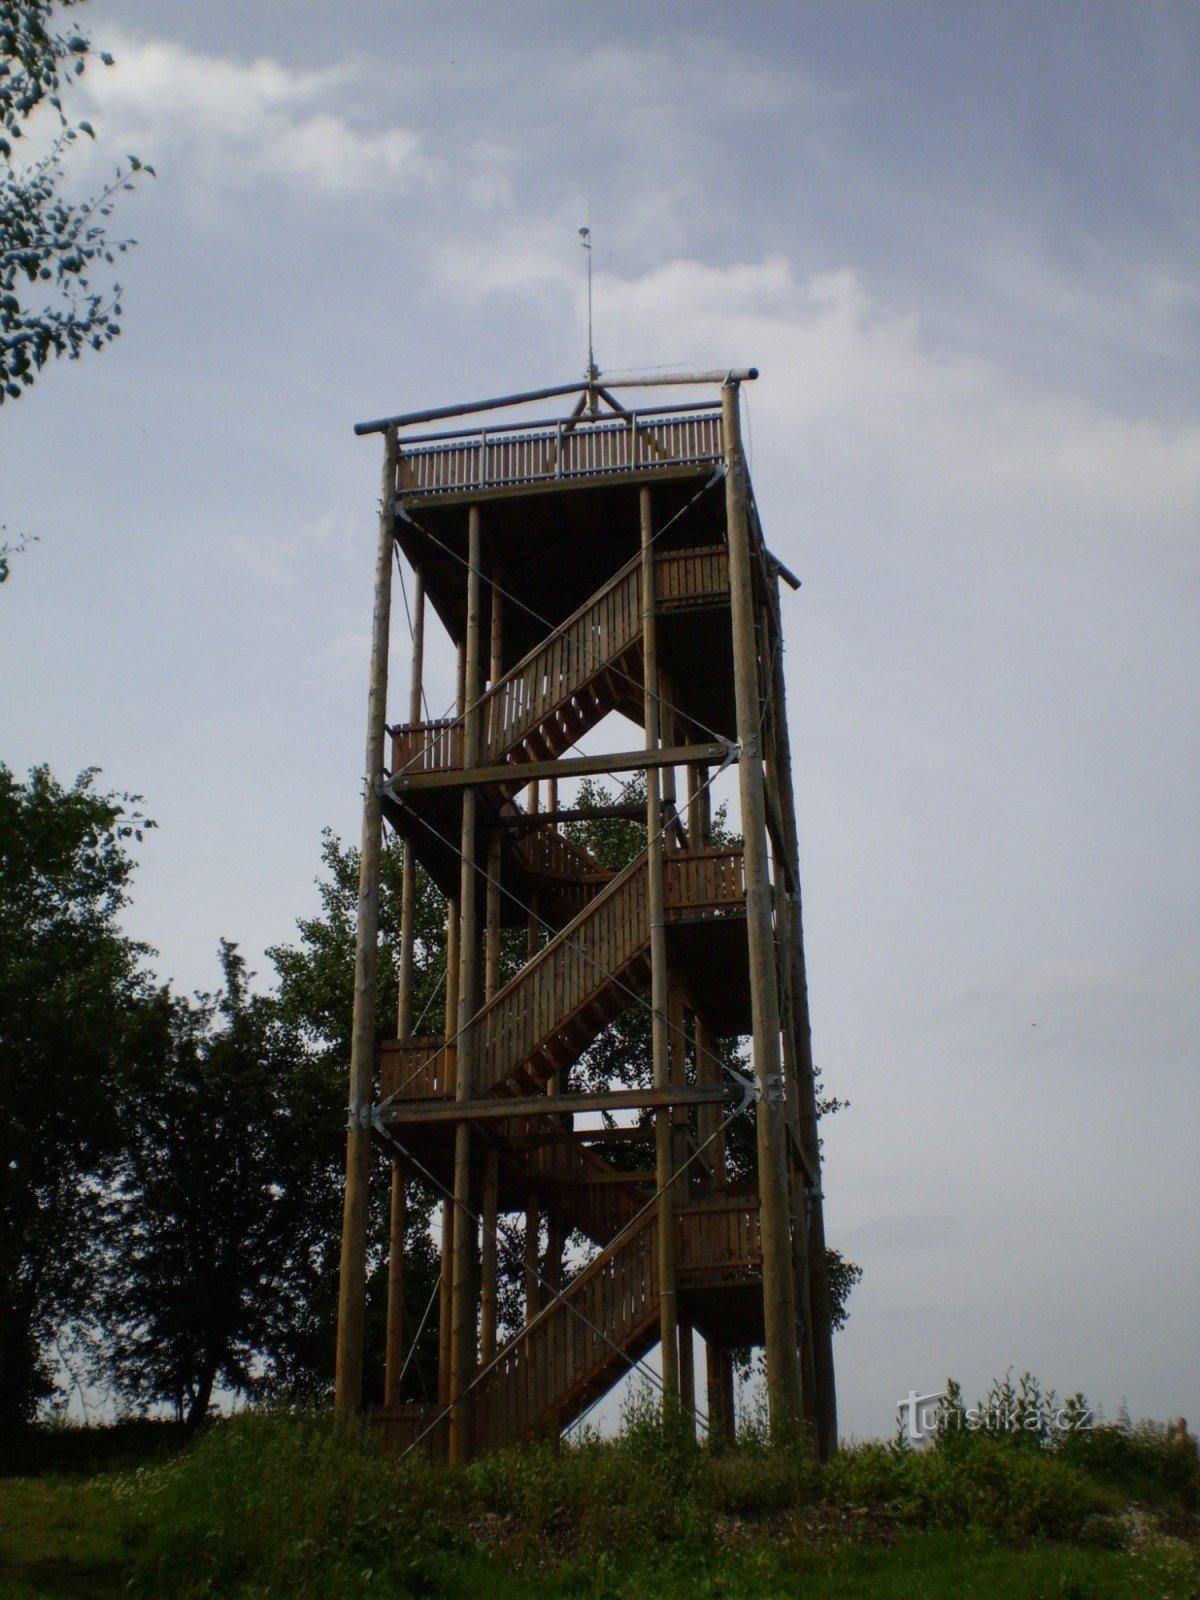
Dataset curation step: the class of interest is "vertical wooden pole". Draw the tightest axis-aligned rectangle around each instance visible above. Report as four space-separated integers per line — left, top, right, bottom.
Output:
450 505 484 1464
477 556 501 1392
524 1193 541 1320
679 1315 696 1436
764 569 838 1458
479 1144 499 1365
385 568 424 1410
706 1340 737 1449
334 425 397 1430
383 1169 407 1408
438 659 463 1422
722 381 803 1438
437 1197 453 1409
485 576 504 1004
642 485 679 1407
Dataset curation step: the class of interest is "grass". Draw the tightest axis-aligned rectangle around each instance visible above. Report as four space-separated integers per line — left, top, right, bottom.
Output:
0 1410 1196 1599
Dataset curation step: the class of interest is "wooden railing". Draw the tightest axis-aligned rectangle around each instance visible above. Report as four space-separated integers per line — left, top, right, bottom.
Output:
480 557 642 767
388 546 730 782
526 1133 645 1245
380 1036 454 1101
655 545 729 610
472 1195 762 1451
395 408 723 500
664 847 746 918
677 1198 762 1280
481 853 650 1096
380 849 746 1106
391 717 462 778
472 1211 660 1451
513 826 612 926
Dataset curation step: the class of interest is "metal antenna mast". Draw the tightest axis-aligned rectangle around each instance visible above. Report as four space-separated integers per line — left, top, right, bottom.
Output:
578 212 599 413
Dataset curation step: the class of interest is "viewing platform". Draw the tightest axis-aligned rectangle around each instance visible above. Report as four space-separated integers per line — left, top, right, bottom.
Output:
393 402 724 504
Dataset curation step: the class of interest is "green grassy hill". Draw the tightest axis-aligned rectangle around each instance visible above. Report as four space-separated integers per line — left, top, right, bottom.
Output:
1 1406 1196 1599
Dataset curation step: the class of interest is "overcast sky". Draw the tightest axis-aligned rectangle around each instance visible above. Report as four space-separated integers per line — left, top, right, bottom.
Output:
3 1 1197 1443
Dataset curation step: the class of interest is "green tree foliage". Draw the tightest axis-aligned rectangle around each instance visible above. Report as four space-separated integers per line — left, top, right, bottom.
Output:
0 762 152 1429
94 943 351 1427
1 0 153 404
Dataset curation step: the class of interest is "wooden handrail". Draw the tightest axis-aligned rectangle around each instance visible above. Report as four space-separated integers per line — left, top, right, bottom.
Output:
389 547 729 782
471 1195 762 1450
379 848 747 1108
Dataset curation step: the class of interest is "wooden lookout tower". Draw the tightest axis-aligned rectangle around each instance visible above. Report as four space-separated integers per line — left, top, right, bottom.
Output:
334 370 838 1461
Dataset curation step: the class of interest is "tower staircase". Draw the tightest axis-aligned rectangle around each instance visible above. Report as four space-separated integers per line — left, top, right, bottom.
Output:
376 542 758 1453
383 546 731 917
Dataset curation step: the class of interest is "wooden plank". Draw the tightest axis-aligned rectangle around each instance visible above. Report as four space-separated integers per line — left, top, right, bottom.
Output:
387 741 732 794
380 1082 733 1126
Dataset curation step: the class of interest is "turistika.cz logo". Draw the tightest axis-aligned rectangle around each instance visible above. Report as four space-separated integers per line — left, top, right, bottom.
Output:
897 1389 1095 1444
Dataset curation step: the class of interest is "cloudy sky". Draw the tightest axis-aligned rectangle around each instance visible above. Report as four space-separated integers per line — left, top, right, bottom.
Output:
3 1 1197 1442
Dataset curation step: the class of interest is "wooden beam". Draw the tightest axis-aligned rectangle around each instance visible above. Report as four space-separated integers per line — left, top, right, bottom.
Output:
644 483 679 1408
384 565 424 1411
379 1082 735 1127
384 741 733 795
723 379 803 1438
449 503 484 1465
334 424 397 1431
496 803 646 831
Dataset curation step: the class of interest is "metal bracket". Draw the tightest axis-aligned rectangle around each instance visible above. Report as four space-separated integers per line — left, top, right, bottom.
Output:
347 1102 381 1133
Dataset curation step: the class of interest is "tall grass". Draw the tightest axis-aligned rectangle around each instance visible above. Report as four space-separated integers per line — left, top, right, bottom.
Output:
103 1384 1197 1598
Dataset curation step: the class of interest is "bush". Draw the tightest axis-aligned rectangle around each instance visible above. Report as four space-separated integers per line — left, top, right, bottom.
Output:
1059 1420 1200 1513
118 1413 470 1599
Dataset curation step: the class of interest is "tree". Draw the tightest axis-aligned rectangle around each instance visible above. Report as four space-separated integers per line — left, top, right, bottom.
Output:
0 762 152 1431
1 0 152 405
95 944 348 1426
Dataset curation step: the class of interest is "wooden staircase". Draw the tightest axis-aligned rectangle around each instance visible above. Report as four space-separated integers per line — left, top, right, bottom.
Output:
390 545 730 788
377 545 748 1451
380 846 745 1112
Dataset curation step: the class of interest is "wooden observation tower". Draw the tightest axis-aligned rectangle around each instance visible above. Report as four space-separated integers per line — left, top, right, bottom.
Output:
334 370 837 1461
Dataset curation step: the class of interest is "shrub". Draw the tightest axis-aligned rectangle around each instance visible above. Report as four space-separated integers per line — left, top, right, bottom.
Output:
1059 1419 1200 1512
118 1413 468 1599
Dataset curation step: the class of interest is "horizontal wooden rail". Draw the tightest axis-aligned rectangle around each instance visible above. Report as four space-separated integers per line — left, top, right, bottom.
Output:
378 1082 737 1127
386 742 733 796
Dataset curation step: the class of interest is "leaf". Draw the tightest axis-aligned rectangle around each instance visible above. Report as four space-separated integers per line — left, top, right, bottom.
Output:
79 120 94 138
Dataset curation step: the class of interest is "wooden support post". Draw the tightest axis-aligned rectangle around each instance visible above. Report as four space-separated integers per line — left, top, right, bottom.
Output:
438 662 464 1414
706 1340 737 1449
484 829 503 1003
334 425 396 1431
695 1015 727 1189
485 575 504 1003
722 380 803 1438
764 569 838 1458
679 1315 696 1437
383 1164 407 1409
438 1197 453 1409
642 484 679 1407
450 504 484 1464
385 568 424 1410
479 1145 499 1366
524 1192 541 1320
